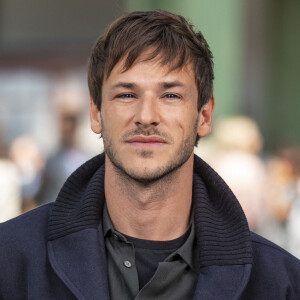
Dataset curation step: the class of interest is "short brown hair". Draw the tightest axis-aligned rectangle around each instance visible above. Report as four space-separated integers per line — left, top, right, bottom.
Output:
88 9 214 111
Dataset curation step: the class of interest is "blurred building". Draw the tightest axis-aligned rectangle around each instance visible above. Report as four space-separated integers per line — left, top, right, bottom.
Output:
0 0 124 154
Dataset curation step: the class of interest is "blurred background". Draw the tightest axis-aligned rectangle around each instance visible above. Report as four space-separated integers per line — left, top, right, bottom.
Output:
0 0 299 257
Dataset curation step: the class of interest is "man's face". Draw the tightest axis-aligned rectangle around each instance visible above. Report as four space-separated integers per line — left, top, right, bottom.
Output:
90 54 214 182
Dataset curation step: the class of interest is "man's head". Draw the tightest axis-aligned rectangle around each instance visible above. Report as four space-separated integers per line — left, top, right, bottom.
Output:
88 10 215 183
88 9 214 114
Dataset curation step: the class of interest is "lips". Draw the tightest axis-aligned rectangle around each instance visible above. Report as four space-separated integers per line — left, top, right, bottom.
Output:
126 136 166 143
125 136 167 148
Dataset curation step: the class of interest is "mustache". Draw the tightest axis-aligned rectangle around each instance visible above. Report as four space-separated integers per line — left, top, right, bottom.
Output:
121 128 173 143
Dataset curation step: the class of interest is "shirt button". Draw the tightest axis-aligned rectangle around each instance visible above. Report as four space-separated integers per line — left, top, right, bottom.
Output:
124 260 132 268
113 233 119 240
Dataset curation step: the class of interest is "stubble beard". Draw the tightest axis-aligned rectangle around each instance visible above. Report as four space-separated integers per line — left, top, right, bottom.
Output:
101 119 198 185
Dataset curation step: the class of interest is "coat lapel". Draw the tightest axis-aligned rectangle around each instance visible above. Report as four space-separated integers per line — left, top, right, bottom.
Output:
47 155 109 299
48 225 109 300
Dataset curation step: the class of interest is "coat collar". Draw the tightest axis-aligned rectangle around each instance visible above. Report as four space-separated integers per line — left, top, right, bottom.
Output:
192 158 252 267
47 153 253 299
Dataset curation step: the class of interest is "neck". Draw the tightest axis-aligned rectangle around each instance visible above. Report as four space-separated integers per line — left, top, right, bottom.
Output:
104 154 194 241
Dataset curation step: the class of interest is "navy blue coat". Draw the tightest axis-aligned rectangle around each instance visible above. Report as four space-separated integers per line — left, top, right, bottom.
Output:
1 154 300 299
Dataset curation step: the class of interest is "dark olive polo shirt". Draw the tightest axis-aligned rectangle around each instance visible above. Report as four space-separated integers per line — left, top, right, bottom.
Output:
102 204 199 300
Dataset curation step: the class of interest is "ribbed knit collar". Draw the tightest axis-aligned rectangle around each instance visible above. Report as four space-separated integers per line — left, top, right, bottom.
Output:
48 153 253 267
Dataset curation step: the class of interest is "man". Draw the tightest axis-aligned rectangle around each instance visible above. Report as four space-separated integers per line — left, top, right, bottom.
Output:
0 9 299 300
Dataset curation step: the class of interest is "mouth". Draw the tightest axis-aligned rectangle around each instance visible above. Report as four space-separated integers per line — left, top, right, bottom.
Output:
125 136 167 149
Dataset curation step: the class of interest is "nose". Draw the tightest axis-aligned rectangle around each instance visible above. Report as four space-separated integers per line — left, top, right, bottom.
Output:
133 95 160 128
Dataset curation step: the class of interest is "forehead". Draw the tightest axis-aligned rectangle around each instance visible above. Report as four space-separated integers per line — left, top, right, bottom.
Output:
105 52 196 85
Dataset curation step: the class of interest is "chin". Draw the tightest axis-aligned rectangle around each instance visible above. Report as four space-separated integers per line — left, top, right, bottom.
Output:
125 168 167 183
116 157 189 184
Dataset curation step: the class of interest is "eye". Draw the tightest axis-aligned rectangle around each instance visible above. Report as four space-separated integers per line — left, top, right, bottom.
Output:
163 93 181 100
116 93 135 99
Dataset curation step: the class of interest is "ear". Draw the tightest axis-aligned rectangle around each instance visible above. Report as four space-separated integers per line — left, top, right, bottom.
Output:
90 97 102 134
197 96 215 138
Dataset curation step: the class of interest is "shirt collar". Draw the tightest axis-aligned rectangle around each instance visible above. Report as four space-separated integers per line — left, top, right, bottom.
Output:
165 221 199 273
102 203 128 242
103 202 198 272
102 202 113 237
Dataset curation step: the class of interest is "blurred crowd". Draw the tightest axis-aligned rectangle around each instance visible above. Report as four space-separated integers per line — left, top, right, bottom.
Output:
0 72 102 219
0 103 299 258
0 105 90 215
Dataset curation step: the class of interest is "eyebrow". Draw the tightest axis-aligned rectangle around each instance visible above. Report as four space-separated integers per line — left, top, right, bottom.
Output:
111 82 137 90
160 81 184 89
111 81 185 90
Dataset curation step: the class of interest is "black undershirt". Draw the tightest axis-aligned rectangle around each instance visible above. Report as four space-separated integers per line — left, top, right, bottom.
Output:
124 227 191 290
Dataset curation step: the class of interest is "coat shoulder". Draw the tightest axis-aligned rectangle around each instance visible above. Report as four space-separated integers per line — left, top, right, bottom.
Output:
250 231 300 264
246 232 300 299
0 204 76 298
0 204 53 255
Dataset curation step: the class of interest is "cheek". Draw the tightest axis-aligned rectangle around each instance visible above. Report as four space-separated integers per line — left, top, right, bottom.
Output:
107 103 135 126
101 107 132 140
162 106 198 136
